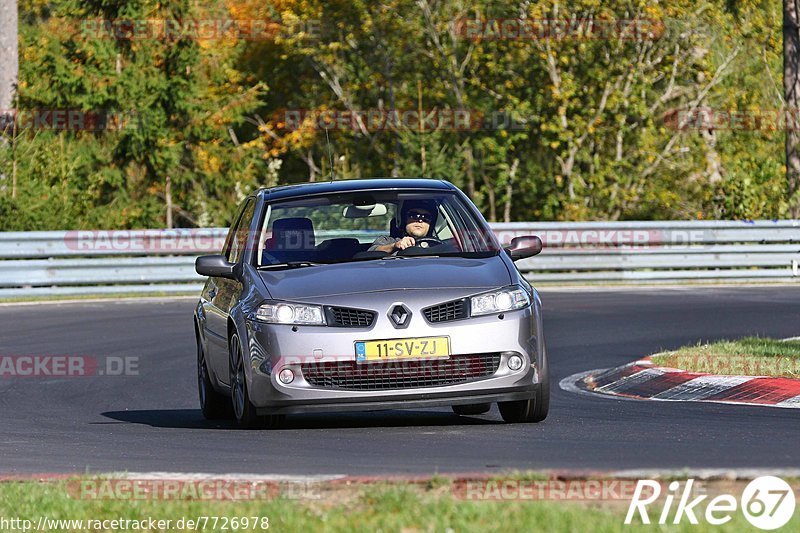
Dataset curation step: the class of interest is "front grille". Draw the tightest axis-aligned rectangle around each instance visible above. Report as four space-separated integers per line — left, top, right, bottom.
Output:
325 306 375 328
301 353 501 390
423 298 468 323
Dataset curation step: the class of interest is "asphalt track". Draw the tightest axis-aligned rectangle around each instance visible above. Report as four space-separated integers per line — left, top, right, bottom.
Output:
1 287 799 475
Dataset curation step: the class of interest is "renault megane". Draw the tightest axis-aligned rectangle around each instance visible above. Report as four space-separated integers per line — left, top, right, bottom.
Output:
193 179 547 427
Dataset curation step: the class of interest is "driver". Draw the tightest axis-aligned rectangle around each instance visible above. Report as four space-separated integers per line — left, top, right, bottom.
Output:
369 199 438 253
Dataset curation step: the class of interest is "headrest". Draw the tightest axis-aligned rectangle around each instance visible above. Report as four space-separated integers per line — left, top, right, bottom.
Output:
270 217 315 250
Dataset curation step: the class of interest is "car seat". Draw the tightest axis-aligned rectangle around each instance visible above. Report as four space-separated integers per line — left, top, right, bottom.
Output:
263 217 317 263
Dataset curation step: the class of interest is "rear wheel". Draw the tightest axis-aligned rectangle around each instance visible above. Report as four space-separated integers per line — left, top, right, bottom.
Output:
498 347 549 423
452 403 491 416
197 332 232 420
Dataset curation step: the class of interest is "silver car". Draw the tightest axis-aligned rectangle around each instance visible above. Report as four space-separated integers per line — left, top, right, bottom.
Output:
194 179 548 427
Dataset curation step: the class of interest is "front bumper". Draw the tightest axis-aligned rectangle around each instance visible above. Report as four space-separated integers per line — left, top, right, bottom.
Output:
243 296 542 413
255 386 540 415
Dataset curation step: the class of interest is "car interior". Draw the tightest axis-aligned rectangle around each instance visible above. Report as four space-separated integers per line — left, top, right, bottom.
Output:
258 199 462 265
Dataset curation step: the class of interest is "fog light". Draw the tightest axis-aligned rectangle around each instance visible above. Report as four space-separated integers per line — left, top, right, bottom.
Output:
278 368 295 384
508 355 523 371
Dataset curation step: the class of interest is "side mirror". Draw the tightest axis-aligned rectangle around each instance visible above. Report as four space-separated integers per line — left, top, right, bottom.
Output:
195 254 236 280
504 235 543 261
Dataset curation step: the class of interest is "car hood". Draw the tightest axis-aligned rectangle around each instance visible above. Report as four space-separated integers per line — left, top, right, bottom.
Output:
258 256 512 300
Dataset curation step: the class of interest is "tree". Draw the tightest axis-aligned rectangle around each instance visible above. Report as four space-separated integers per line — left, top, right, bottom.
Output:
9 0 266 228
0 0 16 112
0 0 17 199
785 0 800 217
2 0 791 228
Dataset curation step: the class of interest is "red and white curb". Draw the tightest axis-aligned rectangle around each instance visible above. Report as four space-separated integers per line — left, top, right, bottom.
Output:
561 358 800 408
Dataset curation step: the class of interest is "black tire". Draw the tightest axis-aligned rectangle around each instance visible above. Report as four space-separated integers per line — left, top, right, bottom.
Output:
452 403 492 416
197 332 232 420
498 347 550 423
229 333 265 428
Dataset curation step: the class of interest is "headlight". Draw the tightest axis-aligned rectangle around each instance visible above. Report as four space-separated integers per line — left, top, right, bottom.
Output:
255 301 326 325
470 286 530 316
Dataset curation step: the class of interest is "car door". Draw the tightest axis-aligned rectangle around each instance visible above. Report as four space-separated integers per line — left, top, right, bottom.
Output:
202 198 256 385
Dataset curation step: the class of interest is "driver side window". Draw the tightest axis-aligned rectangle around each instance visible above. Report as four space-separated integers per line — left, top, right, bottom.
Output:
225 199 256 263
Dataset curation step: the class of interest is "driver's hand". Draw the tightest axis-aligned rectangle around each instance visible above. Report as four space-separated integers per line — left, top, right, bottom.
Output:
395 236 416 250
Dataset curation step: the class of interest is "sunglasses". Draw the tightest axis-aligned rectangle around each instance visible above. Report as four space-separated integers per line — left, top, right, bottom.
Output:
406 211 432 223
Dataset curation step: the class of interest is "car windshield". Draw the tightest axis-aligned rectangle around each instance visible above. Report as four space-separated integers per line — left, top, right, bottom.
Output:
256 190 500 266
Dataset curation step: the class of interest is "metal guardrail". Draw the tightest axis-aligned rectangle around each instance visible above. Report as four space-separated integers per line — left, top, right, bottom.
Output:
0 221 798 297
496 220 800 283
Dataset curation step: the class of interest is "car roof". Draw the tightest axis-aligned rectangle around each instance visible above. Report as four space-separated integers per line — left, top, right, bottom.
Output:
256 178 456 202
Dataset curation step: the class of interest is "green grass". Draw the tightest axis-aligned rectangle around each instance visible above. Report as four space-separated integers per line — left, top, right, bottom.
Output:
0 478 796 532
651 337 800 378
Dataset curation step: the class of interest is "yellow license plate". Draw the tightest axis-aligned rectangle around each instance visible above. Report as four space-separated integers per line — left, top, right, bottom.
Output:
355 336 450 362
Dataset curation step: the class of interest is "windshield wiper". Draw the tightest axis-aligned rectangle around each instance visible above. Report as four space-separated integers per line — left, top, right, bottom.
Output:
258 261 321 270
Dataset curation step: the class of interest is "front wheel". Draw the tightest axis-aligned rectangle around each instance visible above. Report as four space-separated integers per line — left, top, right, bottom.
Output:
229 333 286 429
230 333 264 428
498 348 549 423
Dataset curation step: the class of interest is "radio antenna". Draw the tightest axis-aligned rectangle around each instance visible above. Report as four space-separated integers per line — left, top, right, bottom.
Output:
324 128 335 183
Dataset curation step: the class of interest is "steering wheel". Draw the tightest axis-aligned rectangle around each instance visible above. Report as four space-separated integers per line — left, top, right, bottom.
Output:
396 237 444 256
412 237 443 249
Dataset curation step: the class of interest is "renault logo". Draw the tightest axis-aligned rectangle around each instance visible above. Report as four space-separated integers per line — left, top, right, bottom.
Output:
389 304 411 328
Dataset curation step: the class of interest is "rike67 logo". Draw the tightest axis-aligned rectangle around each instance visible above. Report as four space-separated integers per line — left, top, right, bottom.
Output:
625 476 796 530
